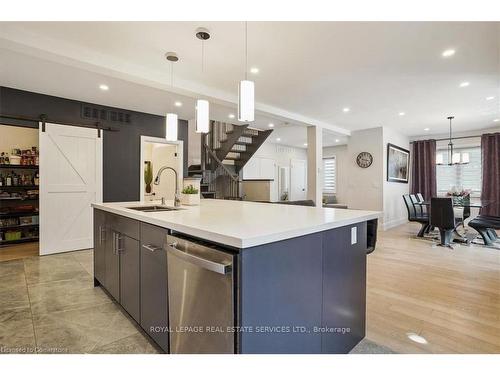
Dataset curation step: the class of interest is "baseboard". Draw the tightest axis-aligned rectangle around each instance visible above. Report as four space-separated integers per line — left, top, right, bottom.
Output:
382 218 408 231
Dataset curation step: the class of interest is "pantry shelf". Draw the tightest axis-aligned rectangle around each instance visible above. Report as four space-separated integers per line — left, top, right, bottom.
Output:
0 165 39 170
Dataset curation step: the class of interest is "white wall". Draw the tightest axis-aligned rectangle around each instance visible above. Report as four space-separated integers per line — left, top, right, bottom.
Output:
346 127 384 213
250 141 308 202
383 127 410 230
325 126 409 230
0 125 38 151
323 144 348 204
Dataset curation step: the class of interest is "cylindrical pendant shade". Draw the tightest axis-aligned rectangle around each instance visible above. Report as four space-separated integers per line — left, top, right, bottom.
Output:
452 153 461 164
238 80 255 122
461 152 470 164
196 99 209 133
165 113 178 141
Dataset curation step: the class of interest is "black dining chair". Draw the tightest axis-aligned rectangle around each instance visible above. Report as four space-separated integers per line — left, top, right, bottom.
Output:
410 194 426 217
430 197 456 248
403 194 430 237
468 215 500 246
416 193 428 215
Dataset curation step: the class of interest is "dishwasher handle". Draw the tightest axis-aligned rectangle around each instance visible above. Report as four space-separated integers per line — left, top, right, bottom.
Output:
166 242 232 275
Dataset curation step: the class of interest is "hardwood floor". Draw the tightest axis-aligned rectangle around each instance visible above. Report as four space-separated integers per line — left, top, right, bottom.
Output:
367 223 500 353
1 223 498 353
0 242 39 262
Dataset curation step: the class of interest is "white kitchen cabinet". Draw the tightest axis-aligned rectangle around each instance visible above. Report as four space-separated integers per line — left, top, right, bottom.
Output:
243 157 275 180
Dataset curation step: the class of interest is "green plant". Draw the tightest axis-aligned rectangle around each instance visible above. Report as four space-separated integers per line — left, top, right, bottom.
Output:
182 184 199 194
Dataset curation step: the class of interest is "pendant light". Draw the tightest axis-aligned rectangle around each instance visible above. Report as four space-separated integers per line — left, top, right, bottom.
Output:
444 116 469 166
165 52 179 141
238 21 255 122
195 28 210 133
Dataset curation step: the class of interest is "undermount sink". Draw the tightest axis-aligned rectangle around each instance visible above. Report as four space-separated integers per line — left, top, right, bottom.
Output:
127 205 182 212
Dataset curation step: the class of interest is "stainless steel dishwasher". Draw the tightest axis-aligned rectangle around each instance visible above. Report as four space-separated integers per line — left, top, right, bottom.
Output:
166 234 235 354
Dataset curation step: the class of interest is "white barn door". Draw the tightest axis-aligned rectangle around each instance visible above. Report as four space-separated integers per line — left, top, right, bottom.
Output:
39 123 102 255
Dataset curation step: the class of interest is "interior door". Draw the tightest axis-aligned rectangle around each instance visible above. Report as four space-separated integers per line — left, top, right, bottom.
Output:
39 122 103 255
290 159 307 200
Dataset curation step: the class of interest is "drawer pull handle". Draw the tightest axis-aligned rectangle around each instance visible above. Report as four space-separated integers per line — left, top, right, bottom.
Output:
142 244 162 252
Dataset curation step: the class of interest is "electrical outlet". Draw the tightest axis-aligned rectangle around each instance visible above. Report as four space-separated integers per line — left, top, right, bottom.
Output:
351 227 357 245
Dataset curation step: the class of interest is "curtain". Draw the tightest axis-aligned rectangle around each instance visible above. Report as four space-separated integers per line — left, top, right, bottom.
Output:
410 139 437 200
481 133 500 216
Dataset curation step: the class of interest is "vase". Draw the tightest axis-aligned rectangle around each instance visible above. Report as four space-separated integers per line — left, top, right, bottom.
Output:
181 193 200 206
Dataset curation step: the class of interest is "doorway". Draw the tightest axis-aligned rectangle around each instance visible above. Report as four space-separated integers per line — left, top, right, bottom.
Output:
140 136 183 203
0 124 40 261
290 159 307 201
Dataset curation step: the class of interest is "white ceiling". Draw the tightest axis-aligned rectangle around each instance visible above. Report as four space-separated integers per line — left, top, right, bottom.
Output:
0 21 499 143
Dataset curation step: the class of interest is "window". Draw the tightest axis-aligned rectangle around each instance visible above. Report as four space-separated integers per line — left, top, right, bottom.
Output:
323 157 336 193
436 146 482 195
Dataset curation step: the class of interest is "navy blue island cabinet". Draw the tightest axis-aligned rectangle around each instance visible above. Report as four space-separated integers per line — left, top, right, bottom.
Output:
237 221 367 354
93 207 371 354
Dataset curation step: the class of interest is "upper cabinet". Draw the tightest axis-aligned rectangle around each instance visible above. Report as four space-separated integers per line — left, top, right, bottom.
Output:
243 157 275 180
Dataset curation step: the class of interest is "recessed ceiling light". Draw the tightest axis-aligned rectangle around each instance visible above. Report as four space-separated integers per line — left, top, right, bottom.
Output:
99 84 109 91
459 81 470 87
486 96 495 101
407 332 428 345
174 101 182 107
250 67 259 74
276 138 281 142
335 139 340 143
343 107 350 113
228 113 235 119
399 112 406 116
494 119 499 122
268 123 275 128
441 49 456 57
424 127 430 131
303 143 308 147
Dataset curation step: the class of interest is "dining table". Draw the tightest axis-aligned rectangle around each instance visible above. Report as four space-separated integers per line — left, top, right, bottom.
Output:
413 198 494 244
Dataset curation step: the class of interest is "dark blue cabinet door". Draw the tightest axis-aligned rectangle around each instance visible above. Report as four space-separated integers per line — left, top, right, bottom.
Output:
140 223 169 352
93 210 106 285
321 222 367 353
120 235 140 322
239 233 323 354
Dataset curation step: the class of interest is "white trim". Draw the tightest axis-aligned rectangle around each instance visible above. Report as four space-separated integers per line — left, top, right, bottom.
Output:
382 217 408 231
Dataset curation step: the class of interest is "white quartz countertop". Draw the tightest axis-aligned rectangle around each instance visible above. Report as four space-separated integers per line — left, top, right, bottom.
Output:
92 199 380 249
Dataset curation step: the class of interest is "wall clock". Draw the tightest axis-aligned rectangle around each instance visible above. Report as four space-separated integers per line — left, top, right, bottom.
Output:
356 152 373 168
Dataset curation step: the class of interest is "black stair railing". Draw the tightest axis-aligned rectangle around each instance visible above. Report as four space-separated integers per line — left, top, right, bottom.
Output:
202 140 240 199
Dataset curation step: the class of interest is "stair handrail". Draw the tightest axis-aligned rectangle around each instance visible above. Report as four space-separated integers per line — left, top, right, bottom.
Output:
203 141 239 183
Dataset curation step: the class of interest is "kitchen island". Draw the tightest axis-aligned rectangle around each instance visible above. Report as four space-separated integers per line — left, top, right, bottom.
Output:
92 199 380 354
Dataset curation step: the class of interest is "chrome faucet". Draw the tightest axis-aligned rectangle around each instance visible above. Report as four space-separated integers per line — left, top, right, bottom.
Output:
154 166 181 207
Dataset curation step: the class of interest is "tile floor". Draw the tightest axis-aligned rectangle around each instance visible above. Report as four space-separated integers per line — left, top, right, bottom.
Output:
0 250 159 354
0 249 390 354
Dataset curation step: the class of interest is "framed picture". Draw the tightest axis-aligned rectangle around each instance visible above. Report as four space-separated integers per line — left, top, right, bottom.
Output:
387 143 409 183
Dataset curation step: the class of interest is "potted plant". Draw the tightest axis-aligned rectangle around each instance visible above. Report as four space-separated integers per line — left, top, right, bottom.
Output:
181 184 200 206
144 161 153 194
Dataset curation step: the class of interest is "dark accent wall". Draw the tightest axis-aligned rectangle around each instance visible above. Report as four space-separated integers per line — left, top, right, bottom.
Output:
0 86 188 202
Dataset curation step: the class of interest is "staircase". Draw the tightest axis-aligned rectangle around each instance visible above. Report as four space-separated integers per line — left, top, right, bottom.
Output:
188 121 273 199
